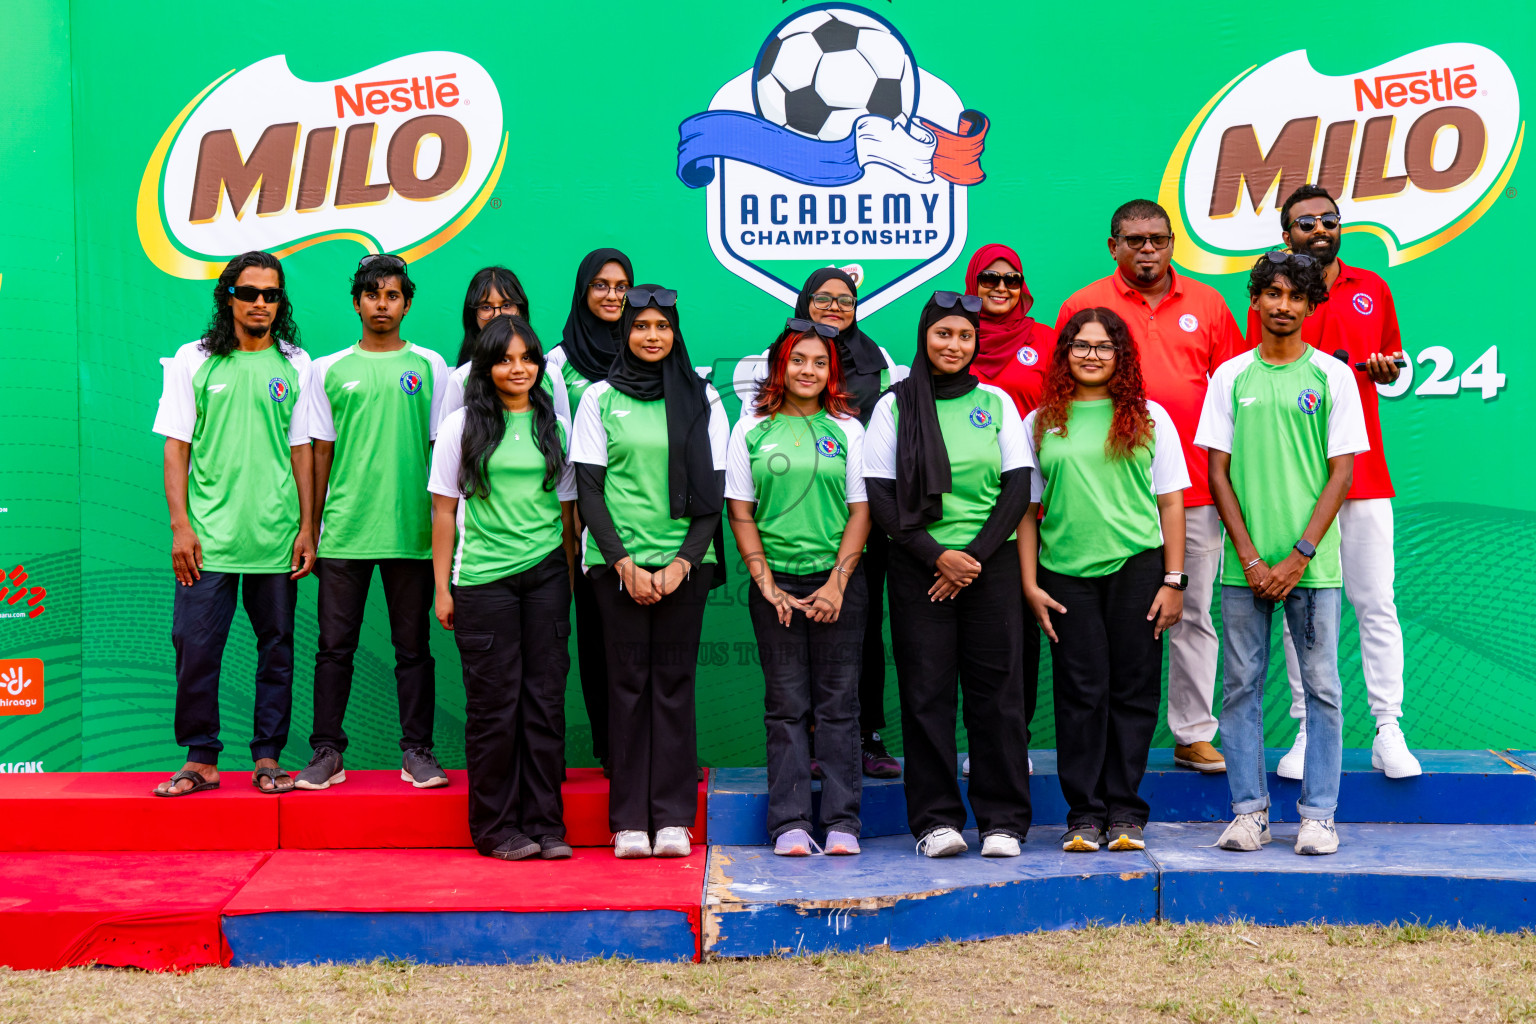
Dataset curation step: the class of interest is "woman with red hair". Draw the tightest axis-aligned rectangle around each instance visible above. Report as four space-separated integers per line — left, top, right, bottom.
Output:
964 244 1055 416
726 320 872 856
1021 308 1190 855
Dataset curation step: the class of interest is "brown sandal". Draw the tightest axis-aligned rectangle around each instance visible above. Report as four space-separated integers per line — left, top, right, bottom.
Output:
252 765 294 794
152 769 219 798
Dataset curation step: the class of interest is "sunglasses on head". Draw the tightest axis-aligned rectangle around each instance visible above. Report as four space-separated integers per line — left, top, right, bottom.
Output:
932 291 983 313
1263 250 1317 268
1288 213 1341 233
358 253 407 271
786 317 839 339
227 285 284 304
627 286 677 308
975 271 1023 290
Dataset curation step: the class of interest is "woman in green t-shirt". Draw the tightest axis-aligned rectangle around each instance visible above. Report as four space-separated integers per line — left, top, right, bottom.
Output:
427 316 579 863
570 286 728 861
1020 308 1190 855
726 320 872 857
863 292 1035 859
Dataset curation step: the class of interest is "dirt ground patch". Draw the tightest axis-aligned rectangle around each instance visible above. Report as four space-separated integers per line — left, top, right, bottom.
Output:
3 922 1536 1023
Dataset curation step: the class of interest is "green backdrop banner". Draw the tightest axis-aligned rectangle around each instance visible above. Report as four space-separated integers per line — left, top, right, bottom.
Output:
1 1 1528 772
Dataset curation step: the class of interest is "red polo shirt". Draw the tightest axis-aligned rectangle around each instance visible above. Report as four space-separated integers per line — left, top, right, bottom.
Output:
1056 270 1243 507
974 341 1048 416
1244 260 1397 499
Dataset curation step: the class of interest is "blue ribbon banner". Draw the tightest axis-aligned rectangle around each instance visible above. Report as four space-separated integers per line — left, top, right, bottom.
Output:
676 111 864 189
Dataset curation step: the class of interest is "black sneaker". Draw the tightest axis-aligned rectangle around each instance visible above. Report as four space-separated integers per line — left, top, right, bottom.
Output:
1105 823 1146 851
535 834 573 860
293 746 345 790
1061 823 1103 852
861 733 901 779
401 747 449 789
488 833 540 861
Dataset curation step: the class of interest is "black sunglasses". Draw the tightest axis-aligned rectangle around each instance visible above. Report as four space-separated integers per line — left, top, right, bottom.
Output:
975 271 1024 289
1263 250 1317 268
358 253 407 270
1288 213 1341 233
932 291 983 313
627 286 677 308
227 285 284 303
786 317 838 339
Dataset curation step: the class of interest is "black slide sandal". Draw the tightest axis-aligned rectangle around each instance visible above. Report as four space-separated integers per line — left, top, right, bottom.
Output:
252 765 294 794
152 769 220 798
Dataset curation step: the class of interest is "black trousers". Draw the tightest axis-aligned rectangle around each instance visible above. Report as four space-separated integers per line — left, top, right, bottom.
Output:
593 564 712 834
571 565 610 760
311 557 436 753
1040 547 1165 828
453 549 571 853
749 567 867 840
856 531 890 734
170 571 296 764
888 545 1032 840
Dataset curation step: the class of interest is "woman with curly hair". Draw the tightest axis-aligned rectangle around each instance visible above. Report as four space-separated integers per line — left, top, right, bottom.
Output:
1021 308 1190 854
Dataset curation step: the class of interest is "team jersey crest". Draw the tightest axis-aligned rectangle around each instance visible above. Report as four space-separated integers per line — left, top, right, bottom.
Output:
1352 293 1374 315
1016 346 1038 366
968 406 993 428
399 370 423 395
1297 388 1321 414
267 377 289 403
816 435 844 458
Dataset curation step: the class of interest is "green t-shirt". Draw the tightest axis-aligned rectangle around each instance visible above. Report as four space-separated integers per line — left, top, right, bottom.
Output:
1195 347 1369 588
427 407 576 585
152 341 311 574
1024 399 1190 577
863 383 1029 550
724 410 867 574
569 380 729 569
307 342 449 560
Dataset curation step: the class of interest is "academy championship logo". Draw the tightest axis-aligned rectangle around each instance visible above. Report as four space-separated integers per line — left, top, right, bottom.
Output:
1161 44 1522 273
1297 388 1321 414
139 52 507 279
399 370 423 395
268 377 289 403
968 406 992 428
677 5 991 315
815 435 844 458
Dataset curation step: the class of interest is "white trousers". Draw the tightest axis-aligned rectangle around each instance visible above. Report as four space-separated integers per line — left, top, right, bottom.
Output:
1282 498 1403 722
1166 505 1223 744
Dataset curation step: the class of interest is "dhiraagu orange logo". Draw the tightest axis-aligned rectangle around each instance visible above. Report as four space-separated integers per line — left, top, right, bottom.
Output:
1160 43 1522 273
138 52 507 279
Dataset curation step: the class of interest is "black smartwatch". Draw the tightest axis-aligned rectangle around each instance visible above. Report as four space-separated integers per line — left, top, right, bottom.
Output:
1162 572 1189 591
1294 539 1317 559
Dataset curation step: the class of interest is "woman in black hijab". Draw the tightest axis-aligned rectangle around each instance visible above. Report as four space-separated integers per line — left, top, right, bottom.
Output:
569 285 726 861
548 248 634 774
862 291 1034 859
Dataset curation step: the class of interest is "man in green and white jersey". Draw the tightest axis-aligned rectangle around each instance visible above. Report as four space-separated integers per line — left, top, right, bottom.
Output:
1195 252 1367 856
151 251 316 797
294 255 451 791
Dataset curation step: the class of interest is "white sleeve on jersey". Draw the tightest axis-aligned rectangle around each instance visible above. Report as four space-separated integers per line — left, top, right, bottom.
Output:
862 393 898 480
1148 400 1192 495
1022 410 1045 502
1323 357 1371 458
724 415 759 502
286 350 314 446
570 381 611 467
152 342 206 442
981 383 1033 473
427 408 466 498
841 417 868 503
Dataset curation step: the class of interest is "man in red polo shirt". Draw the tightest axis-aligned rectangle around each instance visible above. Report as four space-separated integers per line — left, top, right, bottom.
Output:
1057 199 1242 773
1248 184 1422 780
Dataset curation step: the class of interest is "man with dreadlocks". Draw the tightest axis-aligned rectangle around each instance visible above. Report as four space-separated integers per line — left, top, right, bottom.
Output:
152 251 316 797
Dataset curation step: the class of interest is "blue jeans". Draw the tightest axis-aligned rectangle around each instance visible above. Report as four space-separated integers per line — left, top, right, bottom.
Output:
1220 586 1343 820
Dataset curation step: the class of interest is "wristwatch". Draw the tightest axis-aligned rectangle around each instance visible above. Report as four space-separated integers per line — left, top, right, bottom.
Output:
1294 539 1317 559
1162 572 1189 591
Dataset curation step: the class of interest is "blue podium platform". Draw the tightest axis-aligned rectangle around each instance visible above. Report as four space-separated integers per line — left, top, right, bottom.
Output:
707 749 1536 846
703 829 1157 957
1151 821 1536 931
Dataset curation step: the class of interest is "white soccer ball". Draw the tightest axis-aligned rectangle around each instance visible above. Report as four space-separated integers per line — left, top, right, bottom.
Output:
753 7 917 141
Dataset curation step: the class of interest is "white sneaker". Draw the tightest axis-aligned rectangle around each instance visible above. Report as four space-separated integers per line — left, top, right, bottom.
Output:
1217 810 1272 852
1372 722 1423 779
1295 817 1339 855
614 830 652 858
916 826 967 858
962 756 970 778
653 826 692 857
980 834 1020 857
1277 726 1307 780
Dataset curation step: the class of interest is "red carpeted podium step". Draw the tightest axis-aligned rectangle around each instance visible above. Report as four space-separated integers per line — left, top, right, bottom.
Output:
0 773 280 852
0 851 271 971
277 768 709 849
222 848 705 963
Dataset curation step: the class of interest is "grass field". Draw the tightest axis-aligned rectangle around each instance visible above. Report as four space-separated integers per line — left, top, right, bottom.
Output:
4 922 1536 1023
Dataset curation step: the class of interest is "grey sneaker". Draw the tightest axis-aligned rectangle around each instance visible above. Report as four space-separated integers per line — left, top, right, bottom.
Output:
488 833 540 861
1218 810 1272 851
401 747 449 789
824 830 860 855
1061 823 1103 852
535 834 573 860
1295 817 1339 855
293 746 345 790
1105 823 1145 851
